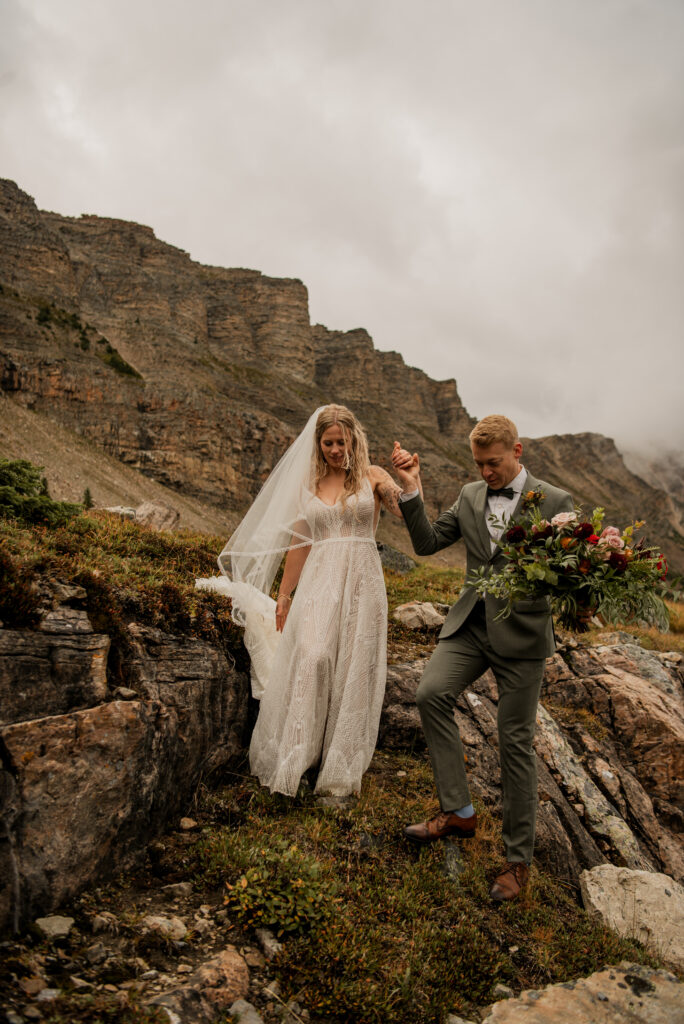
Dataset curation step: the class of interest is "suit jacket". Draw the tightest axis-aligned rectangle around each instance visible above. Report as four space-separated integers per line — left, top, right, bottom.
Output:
400 471 574 660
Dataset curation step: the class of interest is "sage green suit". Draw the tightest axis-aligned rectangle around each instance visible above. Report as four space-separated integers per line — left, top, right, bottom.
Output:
401 472 573 863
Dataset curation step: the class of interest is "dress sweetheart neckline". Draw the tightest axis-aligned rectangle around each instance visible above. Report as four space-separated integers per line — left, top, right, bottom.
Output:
313 477 372 508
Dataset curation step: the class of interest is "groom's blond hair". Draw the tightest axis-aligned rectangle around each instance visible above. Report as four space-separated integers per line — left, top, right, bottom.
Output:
469 415 519 449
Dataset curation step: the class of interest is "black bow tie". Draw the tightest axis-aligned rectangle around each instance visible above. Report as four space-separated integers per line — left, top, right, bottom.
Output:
487 486 515 500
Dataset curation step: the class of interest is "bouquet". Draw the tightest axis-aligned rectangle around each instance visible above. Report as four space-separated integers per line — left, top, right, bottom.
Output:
469 488 669 632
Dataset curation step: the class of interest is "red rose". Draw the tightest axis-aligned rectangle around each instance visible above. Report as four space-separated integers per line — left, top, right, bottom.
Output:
608 551 628 573
506 525 527 543
532 523 553 544
657 557 668 580
587 534 599 545
573 522 594 539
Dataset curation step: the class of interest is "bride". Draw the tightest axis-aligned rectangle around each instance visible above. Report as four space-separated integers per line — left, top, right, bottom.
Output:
197 404 405 798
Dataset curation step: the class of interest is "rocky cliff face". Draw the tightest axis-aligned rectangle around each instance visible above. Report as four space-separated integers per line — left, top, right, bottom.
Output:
0 582 250 934
1 178 682 571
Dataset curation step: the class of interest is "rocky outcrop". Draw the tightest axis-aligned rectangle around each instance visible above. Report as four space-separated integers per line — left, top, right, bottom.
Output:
2 178 682 570
379 633 684 888
0 591 249 934
580 865 684 971
477 963 682 1024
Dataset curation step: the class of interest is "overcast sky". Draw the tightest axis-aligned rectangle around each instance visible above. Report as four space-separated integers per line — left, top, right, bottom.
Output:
1 0 683 453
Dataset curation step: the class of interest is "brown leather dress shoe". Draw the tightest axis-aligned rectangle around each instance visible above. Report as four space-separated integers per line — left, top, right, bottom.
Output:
404 809 477 844
489 862 529 902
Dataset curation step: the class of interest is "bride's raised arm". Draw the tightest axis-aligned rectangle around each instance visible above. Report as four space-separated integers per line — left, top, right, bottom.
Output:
369 464 405 519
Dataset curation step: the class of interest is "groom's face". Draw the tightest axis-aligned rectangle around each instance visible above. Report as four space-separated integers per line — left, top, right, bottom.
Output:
471 440 523 489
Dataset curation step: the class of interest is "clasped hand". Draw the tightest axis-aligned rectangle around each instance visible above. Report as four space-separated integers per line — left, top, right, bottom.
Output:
391 441 421 490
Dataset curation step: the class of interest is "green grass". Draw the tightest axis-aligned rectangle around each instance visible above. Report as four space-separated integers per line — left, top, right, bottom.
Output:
185 753 661 1023
384 564 466 654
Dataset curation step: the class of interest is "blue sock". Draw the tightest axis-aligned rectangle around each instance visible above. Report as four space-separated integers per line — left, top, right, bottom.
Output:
451 803 474 818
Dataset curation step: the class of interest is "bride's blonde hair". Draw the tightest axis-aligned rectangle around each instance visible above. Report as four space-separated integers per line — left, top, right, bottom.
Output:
314 404 370 502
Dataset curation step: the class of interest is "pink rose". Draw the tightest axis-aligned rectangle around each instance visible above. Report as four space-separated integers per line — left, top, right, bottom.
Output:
551 512 578 529
600 526 621 539
597 534 625 551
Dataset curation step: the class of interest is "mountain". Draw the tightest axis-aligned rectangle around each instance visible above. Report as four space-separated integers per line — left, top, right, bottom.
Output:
1 178 682 574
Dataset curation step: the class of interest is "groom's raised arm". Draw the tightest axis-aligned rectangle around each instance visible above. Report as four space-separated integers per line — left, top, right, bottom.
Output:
391 442 462 556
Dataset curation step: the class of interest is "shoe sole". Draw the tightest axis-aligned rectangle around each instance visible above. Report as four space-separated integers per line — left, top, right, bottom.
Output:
404 827 476 845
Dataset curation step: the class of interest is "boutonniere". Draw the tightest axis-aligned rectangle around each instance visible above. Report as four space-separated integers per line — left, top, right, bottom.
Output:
521 486 546 512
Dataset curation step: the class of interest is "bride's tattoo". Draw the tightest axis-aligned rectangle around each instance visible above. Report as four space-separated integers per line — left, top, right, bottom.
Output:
378 478 403 517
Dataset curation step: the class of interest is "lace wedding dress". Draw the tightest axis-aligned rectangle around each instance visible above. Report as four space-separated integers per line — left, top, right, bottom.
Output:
249 477 387 797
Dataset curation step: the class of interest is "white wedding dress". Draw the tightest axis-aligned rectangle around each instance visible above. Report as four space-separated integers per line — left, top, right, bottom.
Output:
249 477 387 797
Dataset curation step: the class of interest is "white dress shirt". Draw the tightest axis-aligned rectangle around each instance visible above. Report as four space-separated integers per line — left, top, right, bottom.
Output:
485 467 527 551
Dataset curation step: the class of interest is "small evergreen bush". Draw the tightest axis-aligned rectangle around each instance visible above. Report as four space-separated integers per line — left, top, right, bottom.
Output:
0 459 81 527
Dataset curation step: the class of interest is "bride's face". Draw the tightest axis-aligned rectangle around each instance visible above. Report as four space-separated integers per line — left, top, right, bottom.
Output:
320 424 348 469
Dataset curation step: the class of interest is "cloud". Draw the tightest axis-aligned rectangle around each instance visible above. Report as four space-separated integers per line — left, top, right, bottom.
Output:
1 0 682 451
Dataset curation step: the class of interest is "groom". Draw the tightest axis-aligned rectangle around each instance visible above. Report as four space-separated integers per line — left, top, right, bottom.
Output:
391 415 573 901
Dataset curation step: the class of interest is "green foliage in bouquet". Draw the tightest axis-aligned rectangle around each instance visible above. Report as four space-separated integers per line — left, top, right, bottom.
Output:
0 459 82 528
470 489 669 632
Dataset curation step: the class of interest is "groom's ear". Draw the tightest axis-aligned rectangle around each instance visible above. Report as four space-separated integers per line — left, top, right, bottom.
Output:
514 441 523 459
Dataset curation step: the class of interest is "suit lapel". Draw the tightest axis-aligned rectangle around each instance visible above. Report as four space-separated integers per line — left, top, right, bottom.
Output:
472 481 493 558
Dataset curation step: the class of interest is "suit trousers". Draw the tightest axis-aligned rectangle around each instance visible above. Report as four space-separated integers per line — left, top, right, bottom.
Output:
416 602 545 864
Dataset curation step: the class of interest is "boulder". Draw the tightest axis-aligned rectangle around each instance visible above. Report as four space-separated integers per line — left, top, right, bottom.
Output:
34 915 74 940
135 500 180 531
481 962 682 1023
149 947 249 1022
580 865 684 971
142 915 187 941
392 602 446 629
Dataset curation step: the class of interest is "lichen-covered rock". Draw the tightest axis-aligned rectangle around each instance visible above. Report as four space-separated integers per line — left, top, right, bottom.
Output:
481 962 682 1022
580 865 684 971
